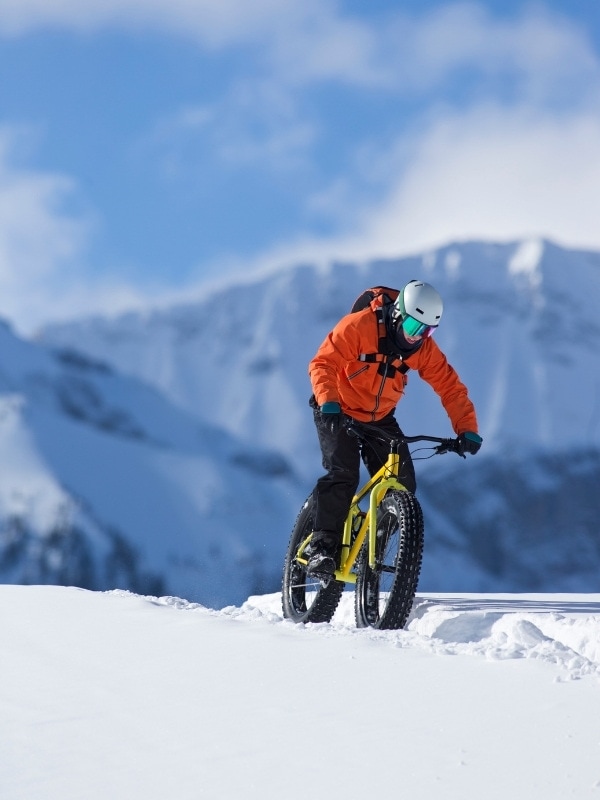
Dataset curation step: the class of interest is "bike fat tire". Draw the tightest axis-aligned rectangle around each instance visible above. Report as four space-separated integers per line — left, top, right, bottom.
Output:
282 495 344 624
354 490 424 630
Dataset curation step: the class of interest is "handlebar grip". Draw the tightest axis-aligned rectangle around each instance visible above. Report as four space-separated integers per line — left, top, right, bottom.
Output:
436 438 461 455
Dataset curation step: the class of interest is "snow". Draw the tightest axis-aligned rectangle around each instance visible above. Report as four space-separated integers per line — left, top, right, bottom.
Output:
2 585 600 800
0 320 303 605
508 237 544 280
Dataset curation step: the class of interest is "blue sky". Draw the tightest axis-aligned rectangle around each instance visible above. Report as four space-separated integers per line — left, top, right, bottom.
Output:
1 0 600 332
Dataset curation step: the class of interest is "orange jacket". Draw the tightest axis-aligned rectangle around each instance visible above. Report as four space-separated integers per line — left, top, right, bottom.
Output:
309 304 478 434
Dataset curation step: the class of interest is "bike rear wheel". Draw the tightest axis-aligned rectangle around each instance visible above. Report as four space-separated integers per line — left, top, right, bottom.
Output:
282 495 344 624
354 490 424 630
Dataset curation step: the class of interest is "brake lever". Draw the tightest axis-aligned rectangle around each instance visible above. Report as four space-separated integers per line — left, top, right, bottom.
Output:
436 439 466 458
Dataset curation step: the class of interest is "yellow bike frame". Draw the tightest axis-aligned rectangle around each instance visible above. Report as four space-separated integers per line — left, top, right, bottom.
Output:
296 449 408 585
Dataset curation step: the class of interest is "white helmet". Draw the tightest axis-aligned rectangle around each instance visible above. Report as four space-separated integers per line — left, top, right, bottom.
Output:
393 280 443 338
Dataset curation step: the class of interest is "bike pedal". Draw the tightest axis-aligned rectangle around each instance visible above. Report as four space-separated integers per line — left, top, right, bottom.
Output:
306 567 333 586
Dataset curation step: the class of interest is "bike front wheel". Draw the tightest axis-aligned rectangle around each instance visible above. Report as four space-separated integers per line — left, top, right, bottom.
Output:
282 495 344 624
355 490 424 630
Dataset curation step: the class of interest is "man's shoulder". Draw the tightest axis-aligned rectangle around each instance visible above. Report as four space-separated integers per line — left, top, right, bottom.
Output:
405 335 443 365
336 305 377 329
331 306 379 345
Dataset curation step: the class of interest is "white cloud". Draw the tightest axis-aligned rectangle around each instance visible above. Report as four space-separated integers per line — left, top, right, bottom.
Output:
358 106 600 257
0 0 383 86
384 4 600 101
29 0 598 204
0 0 274 40
232 104 600 274
221 5 600 265
0 1 597 98
0 130 89 323
439 116 591 250
2 2 600 331
0 129 169 335
7 103 600 333
146 81 317 178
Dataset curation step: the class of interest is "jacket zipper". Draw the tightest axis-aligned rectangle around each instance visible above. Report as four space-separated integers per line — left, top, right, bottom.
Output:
348 364 369 380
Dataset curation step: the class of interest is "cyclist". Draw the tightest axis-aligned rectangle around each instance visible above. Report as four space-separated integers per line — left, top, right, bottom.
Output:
306 279 482 577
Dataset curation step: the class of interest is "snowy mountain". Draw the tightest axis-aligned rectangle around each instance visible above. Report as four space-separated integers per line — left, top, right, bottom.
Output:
3 585 600 800
38 238 600 595
39 238 600 462
0 320 302 606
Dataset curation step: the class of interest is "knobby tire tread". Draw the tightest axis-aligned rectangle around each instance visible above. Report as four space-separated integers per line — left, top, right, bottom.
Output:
281 495 344 624
355 490 424 630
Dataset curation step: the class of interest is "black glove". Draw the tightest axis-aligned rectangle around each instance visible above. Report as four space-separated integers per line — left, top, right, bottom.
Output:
456 431 482 456
320 402 342 435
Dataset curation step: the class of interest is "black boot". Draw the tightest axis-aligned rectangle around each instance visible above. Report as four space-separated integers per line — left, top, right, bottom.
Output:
305 531 337 577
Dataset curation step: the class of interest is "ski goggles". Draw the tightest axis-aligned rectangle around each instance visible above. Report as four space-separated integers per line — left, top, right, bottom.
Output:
401 314 437 339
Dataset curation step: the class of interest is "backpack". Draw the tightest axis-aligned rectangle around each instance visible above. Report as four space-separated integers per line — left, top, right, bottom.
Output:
349 286 411 377
350 286 399 313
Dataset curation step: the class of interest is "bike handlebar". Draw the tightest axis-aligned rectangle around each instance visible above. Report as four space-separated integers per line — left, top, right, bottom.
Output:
405 434 461 455
345 418 463 457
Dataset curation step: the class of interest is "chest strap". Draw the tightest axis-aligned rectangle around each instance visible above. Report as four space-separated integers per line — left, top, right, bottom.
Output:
358 352 410 376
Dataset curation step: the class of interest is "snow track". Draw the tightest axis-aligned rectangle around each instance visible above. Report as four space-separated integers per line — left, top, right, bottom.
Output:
213 591 600 681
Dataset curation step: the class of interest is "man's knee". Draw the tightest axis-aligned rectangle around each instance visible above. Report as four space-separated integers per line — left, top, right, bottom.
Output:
317 466 358 493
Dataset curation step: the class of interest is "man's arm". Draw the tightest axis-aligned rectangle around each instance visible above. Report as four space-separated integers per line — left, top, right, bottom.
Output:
409 339 478 434
308 314 363 407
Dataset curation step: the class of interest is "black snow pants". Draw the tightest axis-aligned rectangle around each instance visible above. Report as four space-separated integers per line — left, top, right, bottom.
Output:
310 397 416 544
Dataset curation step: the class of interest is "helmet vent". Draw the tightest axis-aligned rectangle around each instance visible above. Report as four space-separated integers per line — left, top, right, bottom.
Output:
401 279 443 326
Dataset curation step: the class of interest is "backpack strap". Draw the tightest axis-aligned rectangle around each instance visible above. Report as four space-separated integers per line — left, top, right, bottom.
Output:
358 307 411 377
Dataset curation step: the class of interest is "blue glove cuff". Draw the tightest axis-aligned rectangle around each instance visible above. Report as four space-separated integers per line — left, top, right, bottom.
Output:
465 431 482 443
321 401 341 414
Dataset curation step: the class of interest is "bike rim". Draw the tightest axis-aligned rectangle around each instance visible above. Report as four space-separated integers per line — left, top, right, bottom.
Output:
289 563 323 614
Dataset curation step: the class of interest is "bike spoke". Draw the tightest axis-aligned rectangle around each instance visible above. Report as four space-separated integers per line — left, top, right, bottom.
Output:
291 580 320 590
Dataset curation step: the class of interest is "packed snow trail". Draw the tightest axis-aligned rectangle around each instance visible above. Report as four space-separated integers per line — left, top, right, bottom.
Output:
1 586 600 800
233 591 600 680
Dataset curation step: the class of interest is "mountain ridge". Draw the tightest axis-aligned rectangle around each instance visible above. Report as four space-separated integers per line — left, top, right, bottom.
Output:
0 319 301 606
39 236 600 461
3 236 599 601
